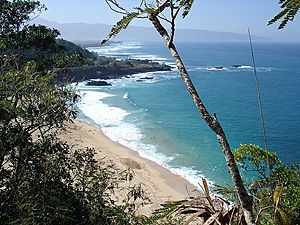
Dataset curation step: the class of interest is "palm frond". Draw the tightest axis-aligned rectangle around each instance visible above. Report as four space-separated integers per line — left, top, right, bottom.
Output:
180 0 194 18
268 0 300 29
101 12 140 45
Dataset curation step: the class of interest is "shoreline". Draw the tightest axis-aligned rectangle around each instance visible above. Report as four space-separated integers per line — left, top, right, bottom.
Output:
59 119 198 215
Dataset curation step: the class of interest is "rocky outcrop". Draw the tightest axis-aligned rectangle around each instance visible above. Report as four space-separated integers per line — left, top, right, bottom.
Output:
54 40 172 83
57 59 171 83
136 76 154 82
86 80 112 86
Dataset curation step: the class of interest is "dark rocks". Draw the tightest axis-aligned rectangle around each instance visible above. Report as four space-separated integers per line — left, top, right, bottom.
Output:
214 66 224 70
140 76 153 80
232 65 242 68
136 76 154 82
86 80 112 86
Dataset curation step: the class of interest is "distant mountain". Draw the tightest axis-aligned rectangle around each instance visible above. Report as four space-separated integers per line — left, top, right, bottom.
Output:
33 18 270 42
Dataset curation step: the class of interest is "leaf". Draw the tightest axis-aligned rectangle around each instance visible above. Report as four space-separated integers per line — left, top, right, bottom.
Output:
180 0 194 18
268 0 300 29
203 212 221 225
275 208 292 225
101 12 140 45
202 178 213 207
184 209 208 225
273 185 283 205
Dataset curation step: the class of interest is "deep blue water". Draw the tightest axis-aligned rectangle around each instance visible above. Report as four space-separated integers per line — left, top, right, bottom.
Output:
77 42 300 186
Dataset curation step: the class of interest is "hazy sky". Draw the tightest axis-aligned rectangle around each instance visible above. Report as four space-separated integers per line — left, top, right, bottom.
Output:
38 0 300 42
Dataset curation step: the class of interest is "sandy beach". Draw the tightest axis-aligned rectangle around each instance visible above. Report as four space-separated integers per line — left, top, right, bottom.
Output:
58 120 198 216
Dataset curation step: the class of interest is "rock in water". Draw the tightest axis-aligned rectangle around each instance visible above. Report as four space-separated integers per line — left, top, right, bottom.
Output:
86 80 112 86
232 64 242 68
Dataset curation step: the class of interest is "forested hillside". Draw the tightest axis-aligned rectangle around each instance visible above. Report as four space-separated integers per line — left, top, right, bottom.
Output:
55 39 171 82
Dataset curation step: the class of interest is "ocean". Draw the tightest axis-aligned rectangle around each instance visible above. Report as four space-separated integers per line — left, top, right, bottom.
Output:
76 41 300 187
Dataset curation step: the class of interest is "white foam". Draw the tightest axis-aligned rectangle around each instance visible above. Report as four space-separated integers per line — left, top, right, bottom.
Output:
168 166 214 189
87 43 175 65
88 42 142 56
102 125 174 165
77 89 173 163
101 71 178 86
75 42 217 190
190 65 273 73
190 66 225 72
239 65 252 69
77 89 216 191
78 91 129 126
102 123 143 143
207 67 226 71
132 54 167 62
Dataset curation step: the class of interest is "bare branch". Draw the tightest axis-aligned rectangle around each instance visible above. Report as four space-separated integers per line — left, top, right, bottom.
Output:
157 14 172 23
174 4 183 19
105 0 127 15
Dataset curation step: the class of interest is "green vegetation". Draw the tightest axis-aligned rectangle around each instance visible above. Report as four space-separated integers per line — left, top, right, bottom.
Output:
142 145 300 224
269 0 300 29
0 1 149 224
233 144 300 225
61 53 171 83
0 61 147 224
0 0 170 83
1 0 299 224
104 1 256 224
103 1 300 224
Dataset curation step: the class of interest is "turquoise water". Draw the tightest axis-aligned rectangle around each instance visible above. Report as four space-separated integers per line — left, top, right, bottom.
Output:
77 42 300 187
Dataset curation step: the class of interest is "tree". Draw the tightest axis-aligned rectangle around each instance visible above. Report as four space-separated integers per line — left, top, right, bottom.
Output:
0 0 73 170
0 0 76 71
103 1 255 224
0 1 148 224
233 144 300 224
268 0 300 29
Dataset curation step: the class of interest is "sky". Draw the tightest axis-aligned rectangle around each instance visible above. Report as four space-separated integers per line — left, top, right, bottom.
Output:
38 0 300 42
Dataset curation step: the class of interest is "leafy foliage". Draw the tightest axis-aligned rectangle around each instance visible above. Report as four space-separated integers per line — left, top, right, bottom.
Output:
234 144 281 179
0 1 150 224
0 134 147 224
233 144 300 224
0 0 44 31
0 61 147 224
268 0 300 29
102 0 195 44
0 62 76 170
0 0 86 72
179 0 195 18
271 164 300 223
101 12 141 45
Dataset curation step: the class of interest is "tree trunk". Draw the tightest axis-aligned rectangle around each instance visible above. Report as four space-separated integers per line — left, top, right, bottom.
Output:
148 13 255 225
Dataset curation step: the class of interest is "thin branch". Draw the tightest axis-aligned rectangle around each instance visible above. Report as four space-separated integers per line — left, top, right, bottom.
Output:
157 0 171 14
255 206 273 223
157 14 172 23
174 5 183 19
105 0 127 15
139 0 145 8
